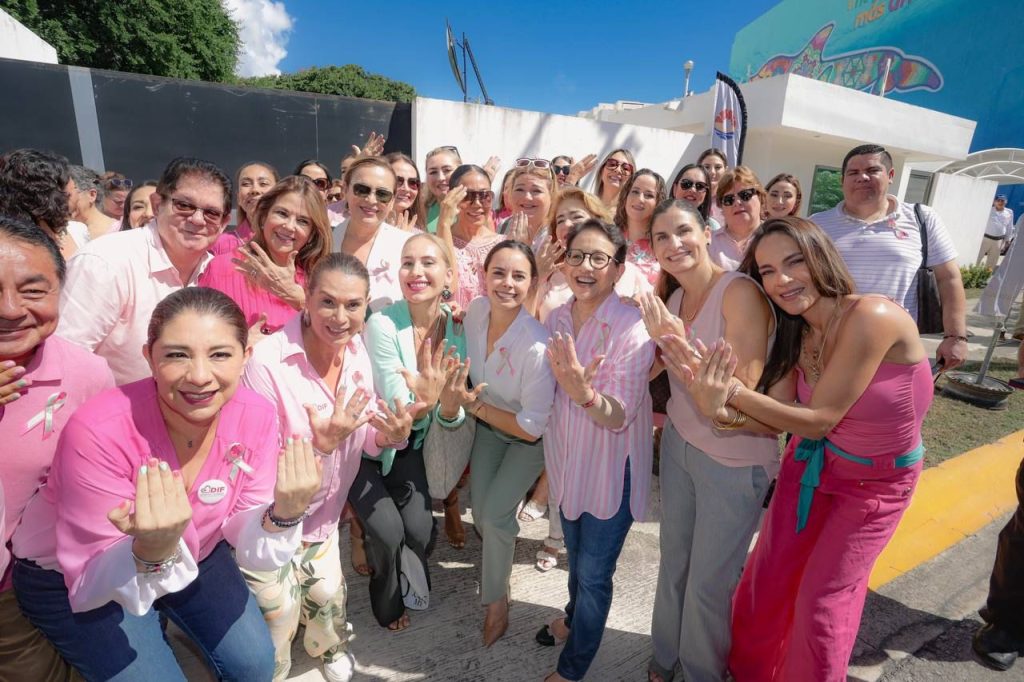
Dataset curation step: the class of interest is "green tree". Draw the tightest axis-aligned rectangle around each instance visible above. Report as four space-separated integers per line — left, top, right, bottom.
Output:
238 65 416 103
2 0 240 81
808 167 844 214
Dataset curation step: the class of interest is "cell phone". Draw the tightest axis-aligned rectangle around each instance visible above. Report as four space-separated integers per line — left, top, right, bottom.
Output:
930 357 945 376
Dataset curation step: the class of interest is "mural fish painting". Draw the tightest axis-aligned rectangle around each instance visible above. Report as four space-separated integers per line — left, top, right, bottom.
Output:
752 22 943 95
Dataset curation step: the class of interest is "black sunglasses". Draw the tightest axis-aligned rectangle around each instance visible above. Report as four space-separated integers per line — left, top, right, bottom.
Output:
553 165 571 176
396 175 420 190
305 176 329 191
352 182 395 203
678 179 709 193
720 188 758 207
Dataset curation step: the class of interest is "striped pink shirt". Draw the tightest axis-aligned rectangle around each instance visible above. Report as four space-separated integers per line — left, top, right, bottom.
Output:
199 248 304 332
544 293 655 521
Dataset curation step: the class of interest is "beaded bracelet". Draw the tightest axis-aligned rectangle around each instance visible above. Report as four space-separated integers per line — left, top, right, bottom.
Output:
132 546 181 574
942 334 969 343
264 502 308 529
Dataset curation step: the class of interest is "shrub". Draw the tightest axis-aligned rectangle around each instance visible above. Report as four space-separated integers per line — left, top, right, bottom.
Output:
960 264 992 289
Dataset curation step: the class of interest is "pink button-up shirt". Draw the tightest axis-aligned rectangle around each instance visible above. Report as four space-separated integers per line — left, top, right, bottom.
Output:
544 293 655 521
57 223 214 385
210 219 254 256
0 484 8 580
243 317 391 543
199 249 304 333
0 336 114 591
13 380 298 614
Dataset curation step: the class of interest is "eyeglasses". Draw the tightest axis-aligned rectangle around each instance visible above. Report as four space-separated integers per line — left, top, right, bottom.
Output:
678 179 709 193
351 182 395 203
516 158 551 170
720 188 759 207
565 249 617 269
396 175 420 190
603 158 634 174
553 165 571 176
104 178 133 190
460 189 494 205
326 192 343 202
306 177 329 191
168 196 226 223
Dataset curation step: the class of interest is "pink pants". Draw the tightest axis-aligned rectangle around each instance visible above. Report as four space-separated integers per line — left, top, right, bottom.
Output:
728 444 922 681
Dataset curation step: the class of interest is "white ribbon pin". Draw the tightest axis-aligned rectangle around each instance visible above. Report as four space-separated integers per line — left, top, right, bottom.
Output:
225 443 254 484
24 391 68 437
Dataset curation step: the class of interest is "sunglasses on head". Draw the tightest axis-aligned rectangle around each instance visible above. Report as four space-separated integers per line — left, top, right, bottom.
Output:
678 178 709 193
396 175 420 190
720 188 759 207
351 182 395 203
604 158 634 174
553 165 571 176
516 158 551 170
104 178 133 190
460 189 494 205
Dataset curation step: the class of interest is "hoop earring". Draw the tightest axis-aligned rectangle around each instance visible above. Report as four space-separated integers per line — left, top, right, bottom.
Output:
301 309 310 326
441 285 453 302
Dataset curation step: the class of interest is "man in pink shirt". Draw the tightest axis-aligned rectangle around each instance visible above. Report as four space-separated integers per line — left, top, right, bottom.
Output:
0 216 115 681
57 157 233 384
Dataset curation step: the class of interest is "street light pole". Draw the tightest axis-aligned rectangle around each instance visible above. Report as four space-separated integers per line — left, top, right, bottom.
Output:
683 60 694 97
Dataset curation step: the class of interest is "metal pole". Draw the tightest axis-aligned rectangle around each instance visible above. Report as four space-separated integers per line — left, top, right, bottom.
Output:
462 33 468 103
879 57 892 97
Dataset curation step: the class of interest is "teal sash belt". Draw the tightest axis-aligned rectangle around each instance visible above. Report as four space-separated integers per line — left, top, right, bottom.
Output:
793 436 924 533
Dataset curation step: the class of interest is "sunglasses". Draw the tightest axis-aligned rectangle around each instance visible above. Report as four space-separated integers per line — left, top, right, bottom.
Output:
565 249 616 270
351 182 395 203
168 196 225 223
678 178 709 193
460 189 494 205
104 178 133 190
604 158 634 174
440 145 460 155
720 188 759 207
516 158 551 170
553 165 571 176
326 192 343 202
396 175 420 190
306 177 329 191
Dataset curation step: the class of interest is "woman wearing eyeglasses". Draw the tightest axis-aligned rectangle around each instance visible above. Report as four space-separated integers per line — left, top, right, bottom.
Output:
765 173 803 219
421 146 462 234
614 169 667 289
200 176 332 340
535 219 655 682
710 166 767 271
295 159 333 199
698 149 729 226
332 157 412 313
594 149 636 211
552 155 574 187
671 164 721 231
386 152 426 231
499 159 557 251
212 161 279 256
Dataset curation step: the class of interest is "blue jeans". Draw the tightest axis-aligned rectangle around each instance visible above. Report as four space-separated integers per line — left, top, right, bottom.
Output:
13 541 274 682
558 460 634 681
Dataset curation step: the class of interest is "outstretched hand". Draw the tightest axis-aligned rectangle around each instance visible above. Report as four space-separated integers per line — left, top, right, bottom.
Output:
351 131 385 157
303 387 374 454
272 436 322 521
371 397 423 446
567 154 598 185
546 332 603 405
108 457 192 563
638 292 686 341
397 338 459 413
439 357 487 416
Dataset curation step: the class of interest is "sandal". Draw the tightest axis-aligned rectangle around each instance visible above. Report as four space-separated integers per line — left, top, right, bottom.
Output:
535 617 569 647
518 499 546 523
443 492 466 549
535 536 564 572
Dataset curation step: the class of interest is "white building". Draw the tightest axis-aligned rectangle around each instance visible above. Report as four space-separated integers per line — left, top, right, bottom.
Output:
0 8 58 64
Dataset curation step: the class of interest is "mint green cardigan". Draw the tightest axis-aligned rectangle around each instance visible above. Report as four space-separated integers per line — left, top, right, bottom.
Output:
364 301 467 475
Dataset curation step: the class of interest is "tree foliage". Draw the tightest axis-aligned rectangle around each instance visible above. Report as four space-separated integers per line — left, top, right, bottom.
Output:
808 167 844 214
237 65 416 103
2 0 240 82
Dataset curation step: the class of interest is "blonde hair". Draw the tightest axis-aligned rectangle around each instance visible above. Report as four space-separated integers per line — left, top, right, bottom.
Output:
510 165 557 228
421 147 463 211
552 186 613 223
403 232 453 268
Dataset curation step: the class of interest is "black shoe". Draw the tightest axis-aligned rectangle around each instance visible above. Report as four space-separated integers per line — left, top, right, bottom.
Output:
536 624 556 646
973 623 1023 671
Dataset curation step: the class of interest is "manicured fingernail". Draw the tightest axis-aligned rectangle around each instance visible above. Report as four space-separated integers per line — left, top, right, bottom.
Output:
148 457 159 466
159 461 169 472
287 437 294 445
173 470 182 479
303 437 312 443
15 379 29 388
11 366 26 376
140 465 148 475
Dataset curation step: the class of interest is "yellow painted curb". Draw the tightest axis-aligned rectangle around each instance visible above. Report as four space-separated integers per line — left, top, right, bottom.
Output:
870 428 1023 589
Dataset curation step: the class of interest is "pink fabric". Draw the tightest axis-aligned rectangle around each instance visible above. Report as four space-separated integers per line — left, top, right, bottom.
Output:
452 232 506 310
57 224 214 385
0 484 7 582
708 230 750 272
537 262 652 324
664 272 780 474
626 238 660 288
327 201 347 226
199 248 304 332
728 358 932 681
0 337 114 591
210 219 254 256
544 293 655 521
15 380 281 602
242 316 385 543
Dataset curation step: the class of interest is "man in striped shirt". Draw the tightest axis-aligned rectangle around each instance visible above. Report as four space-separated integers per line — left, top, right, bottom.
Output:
811 143 968 370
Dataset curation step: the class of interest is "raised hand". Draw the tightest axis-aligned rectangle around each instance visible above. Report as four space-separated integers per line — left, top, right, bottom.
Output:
108 457 193 563
505 211 531 244
371 397 423 446
482 156 501 182
351 131 385 158
303 387 373 454
272 436 323 520
567 153 598 185
397 338 458 411
439 357 487 416
638 292 686 341
232 241 304 308
690 339 740 419
656 333 706 386
535 234 565 281
546 332 603 405
394 209 418 233
0 361 29 406
437 185 467 237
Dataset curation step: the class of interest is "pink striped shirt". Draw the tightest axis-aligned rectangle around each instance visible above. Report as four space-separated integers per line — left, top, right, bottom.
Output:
242 316 392 543
199 249 304 332
210 219 254 256
544 293 655 521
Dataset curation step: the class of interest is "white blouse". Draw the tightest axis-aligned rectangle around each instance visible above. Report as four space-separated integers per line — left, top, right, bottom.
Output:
333 219 412 313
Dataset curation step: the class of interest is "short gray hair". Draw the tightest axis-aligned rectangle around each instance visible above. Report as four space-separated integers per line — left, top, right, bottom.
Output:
69 165 104 203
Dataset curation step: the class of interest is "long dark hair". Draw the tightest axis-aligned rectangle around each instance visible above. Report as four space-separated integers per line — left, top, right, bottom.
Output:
740 216 856 391
612 169 666 234
649 199 708 303
670 164 714 221
147 287 248 349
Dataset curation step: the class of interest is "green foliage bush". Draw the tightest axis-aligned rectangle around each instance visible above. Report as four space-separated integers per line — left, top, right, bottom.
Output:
960 263 992 289
236 65 416 103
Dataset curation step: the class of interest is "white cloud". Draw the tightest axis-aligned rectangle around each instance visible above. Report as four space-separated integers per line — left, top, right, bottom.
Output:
223 0 294 77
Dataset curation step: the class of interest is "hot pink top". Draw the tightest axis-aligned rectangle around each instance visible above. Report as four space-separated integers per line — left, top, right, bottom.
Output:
12 380 300 614
210 219 254 256
664 272 780 475
452 232 506 310
544 293 655 521
0 336 114 591
242 316 398 543
199 248 305 332
0 484 8 581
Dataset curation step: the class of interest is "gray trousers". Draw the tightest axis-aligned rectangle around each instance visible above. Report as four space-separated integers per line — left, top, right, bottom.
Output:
649 421 771 682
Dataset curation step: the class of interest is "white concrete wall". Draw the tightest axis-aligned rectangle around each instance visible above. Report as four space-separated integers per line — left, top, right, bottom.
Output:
928 173 998 267
0 9 58 64
412 97 694 193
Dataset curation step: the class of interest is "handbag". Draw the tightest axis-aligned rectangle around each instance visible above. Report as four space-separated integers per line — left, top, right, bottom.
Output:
913 203 944 334
422 412 475 499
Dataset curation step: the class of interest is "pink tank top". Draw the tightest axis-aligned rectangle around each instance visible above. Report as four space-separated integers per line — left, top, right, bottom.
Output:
665 271 781 474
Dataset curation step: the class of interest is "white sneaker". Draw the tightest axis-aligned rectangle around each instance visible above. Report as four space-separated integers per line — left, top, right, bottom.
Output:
323 652 355 682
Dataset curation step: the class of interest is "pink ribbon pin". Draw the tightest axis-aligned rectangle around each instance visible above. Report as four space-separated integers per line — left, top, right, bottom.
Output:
496 347 515 376
596 322 611 354
24 391 67 437
225 443 254 484
370 260 393 283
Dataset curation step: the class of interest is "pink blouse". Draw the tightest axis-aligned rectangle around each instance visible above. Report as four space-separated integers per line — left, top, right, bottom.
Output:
453 232 506 310
544 293 655 521
199 248 304 332
210 219 254 256
243 316 397 543
13 380 299 614
627 238 660 288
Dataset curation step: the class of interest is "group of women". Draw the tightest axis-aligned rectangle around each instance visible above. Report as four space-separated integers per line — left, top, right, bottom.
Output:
0 140 930 682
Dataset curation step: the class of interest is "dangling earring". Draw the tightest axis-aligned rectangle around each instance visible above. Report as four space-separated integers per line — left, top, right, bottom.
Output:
441 285 453 302
301 309 311 326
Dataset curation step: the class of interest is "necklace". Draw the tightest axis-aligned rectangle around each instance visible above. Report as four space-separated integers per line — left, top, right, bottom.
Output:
413 313 443 351
680 273 721 323
802 299 843 382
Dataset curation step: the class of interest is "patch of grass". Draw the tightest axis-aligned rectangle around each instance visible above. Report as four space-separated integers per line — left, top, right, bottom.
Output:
923 359 1023 466
965 287 984 300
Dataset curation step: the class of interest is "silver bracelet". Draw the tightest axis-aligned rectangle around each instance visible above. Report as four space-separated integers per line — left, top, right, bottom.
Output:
131 546 181 574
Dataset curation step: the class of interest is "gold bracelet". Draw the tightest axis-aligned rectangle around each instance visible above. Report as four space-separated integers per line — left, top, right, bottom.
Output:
712 409 748 431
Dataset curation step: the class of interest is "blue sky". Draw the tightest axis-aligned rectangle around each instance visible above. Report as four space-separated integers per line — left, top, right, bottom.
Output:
265 1 779 115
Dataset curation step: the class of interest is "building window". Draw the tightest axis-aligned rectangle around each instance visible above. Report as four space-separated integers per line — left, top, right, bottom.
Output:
808 166 843 214
904 171 933 204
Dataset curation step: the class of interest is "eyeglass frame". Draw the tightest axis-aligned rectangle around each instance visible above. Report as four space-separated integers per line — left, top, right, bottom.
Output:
720 187 759 207
395 175 420 190
677 178 709 193
552 165 571 176
564 249 618 270
603 158 635 174
515 158 551 170
166 195 227 223
351 182 395 203
459 189 494 205
104 178 134 190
